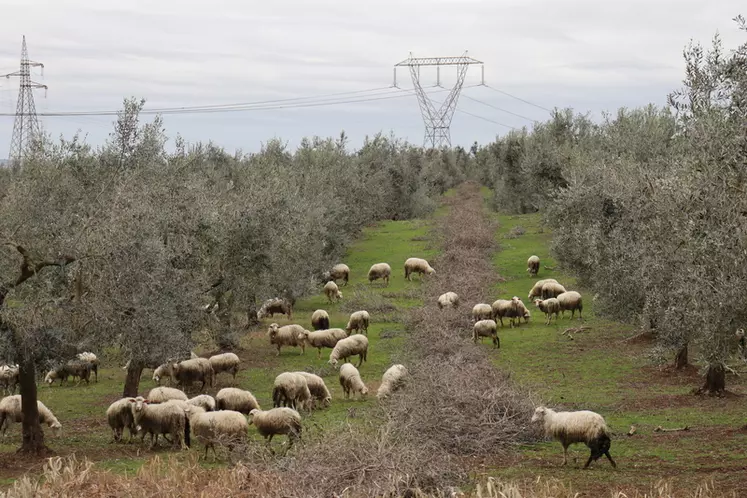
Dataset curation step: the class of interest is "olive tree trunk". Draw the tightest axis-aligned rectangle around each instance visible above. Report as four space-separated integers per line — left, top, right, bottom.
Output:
674 344 689 369
701 363 726 395
18 356 48 455
123 361 144 398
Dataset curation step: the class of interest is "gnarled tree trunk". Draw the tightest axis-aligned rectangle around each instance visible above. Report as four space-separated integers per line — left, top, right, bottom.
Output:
123 361 144 398
245 293 259 328
674 344 688 369
701 363 726 395
18 356 48 455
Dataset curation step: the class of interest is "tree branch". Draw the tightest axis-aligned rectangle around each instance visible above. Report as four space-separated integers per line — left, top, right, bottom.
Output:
0 245 76 306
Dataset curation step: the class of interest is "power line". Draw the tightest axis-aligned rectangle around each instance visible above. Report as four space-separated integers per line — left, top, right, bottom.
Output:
455 107 515 129
484 84 553 114
460 94 538 123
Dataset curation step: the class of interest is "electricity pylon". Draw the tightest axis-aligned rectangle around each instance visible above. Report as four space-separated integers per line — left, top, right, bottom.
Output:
2 36 47 169
394 51 483 149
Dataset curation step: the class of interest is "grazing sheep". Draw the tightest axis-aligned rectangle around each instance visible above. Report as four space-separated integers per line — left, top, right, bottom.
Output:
106 397 136 443
339 363 368 399
76 352 100 382
267 323 307 356
323 263 350 286
472 303 493 322
44 360 92 386
257 297 293 320
184 405 249 460
345 310 370 336
324 281 343 303
531 406 617 469
534 298 561 325
215 387 260 414
557 291 583 320
152 363 174 385
527 255 540 277
541 281 567 300
311 309 330 330
376 364 408 400
0 395 62 437
0 365 19 395
128 396 187 449
147 386 188 403
368 263 392 286
328 334 369 368
528 279 559 301
508 297 530 327
437 292 459 310
293 372 332 408
208 352 241 381
473 319 500 348
404 257 435 281
272 372 313 411
187 394 217 412
172 357 215 391
298 328 348 359
248 407 302 444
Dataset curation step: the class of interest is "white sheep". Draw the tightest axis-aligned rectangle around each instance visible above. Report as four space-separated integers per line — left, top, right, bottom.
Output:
215 387 260 414
76 352 100 382
267 323 307 356
339 363 368 399
0 395 61 437
311 309 330 330
541 281 567 300
404 257 435 281
345 310 370 336
208 352 241 381
534 298 561 325
328 334 369 368
376 364 408 400
368 263 391 286
528 278 559 301
106 397 136 443
505 296 529 327
184 405 248 461
324 281 343 303
152 363 174 385
257 297 293 320
0 365 19 395
293 372 332 408
187 394 217 412
531 406 617 469
557 291 583 320
44 359 92 386
147 386 188 403
323 263 350 286
437 292 459 309
172 357 215 391
472 303 493 322
527 255 540 277
491 298 525 327
128 396 187 449
248 407 302 444
473 319 500 348
272 372 313 411
299 328 348 359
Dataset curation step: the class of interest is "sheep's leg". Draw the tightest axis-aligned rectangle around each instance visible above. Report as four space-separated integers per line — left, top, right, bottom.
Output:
276 345 281 356
562 444 569 465
604 451 617 468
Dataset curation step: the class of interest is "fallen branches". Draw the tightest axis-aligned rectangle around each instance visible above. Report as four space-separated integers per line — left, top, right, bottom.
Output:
561 326 591 339
653 425 690 433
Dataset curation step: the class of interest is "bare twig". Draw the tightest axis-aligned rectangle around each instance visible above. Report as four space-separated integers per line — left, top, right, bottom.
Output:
654 425 690 432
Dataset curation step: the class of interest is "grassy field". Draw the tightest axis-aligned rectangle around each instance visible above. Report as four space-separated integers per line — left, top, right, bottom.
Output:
0 217 438 485
481 209 747 495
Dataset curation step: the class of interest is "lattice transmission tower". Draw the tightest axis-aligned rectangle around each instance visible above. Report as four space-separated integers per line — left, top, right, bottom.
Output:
2 36 47 169
394 51 483 149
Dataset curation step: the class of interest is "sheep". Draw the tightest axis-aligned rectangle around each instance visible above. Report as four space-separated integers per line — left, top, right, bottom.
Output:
128 396 188 449
541 281 567 300
531 406 617 469
473 319 500 348
376 364 408 400
272 372 313 411
324 281 343 303
106 397 136 443
437 292 459 309
404 257 435 281
184 405 248 460
368 263 391 286
345 310 370 336
328 334 369 368
0 365 19 395
472 303 493 322
267 323 307 356
76 352 100 382
491 298 524 327
527 255 540 277
44 359 92 386
172 357 215 391
0 395 62 437
298 328 348 359
534 298 561 325
147 386 188 403
311 309 330 330
323 263 350 286
208 352 241 381
506 297 530 327
528 278 559 301
248 407 302 444
215 387 260 414
257 297 293 320
152 363 174 385
339 363 368 399
293 372 332 408
557 291 583 320
187 394 217 412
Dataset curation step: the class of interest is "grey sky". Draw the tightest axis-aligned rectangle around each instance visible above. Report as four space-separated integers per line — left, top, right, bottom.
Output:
0 0 744 158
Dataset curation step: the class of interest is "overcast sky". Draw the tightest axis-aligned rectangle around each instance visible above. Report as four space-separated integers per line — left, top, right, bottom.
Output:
0 0 744 158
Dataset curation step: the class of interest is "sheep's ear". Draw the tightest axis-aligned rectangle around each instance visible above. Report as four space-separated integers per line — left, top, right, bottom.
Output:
128 399 137 403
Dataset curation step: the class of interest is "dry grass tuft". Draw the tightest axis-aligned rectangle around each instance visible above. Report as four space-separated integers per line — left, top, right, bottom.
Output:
340 287 400 320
